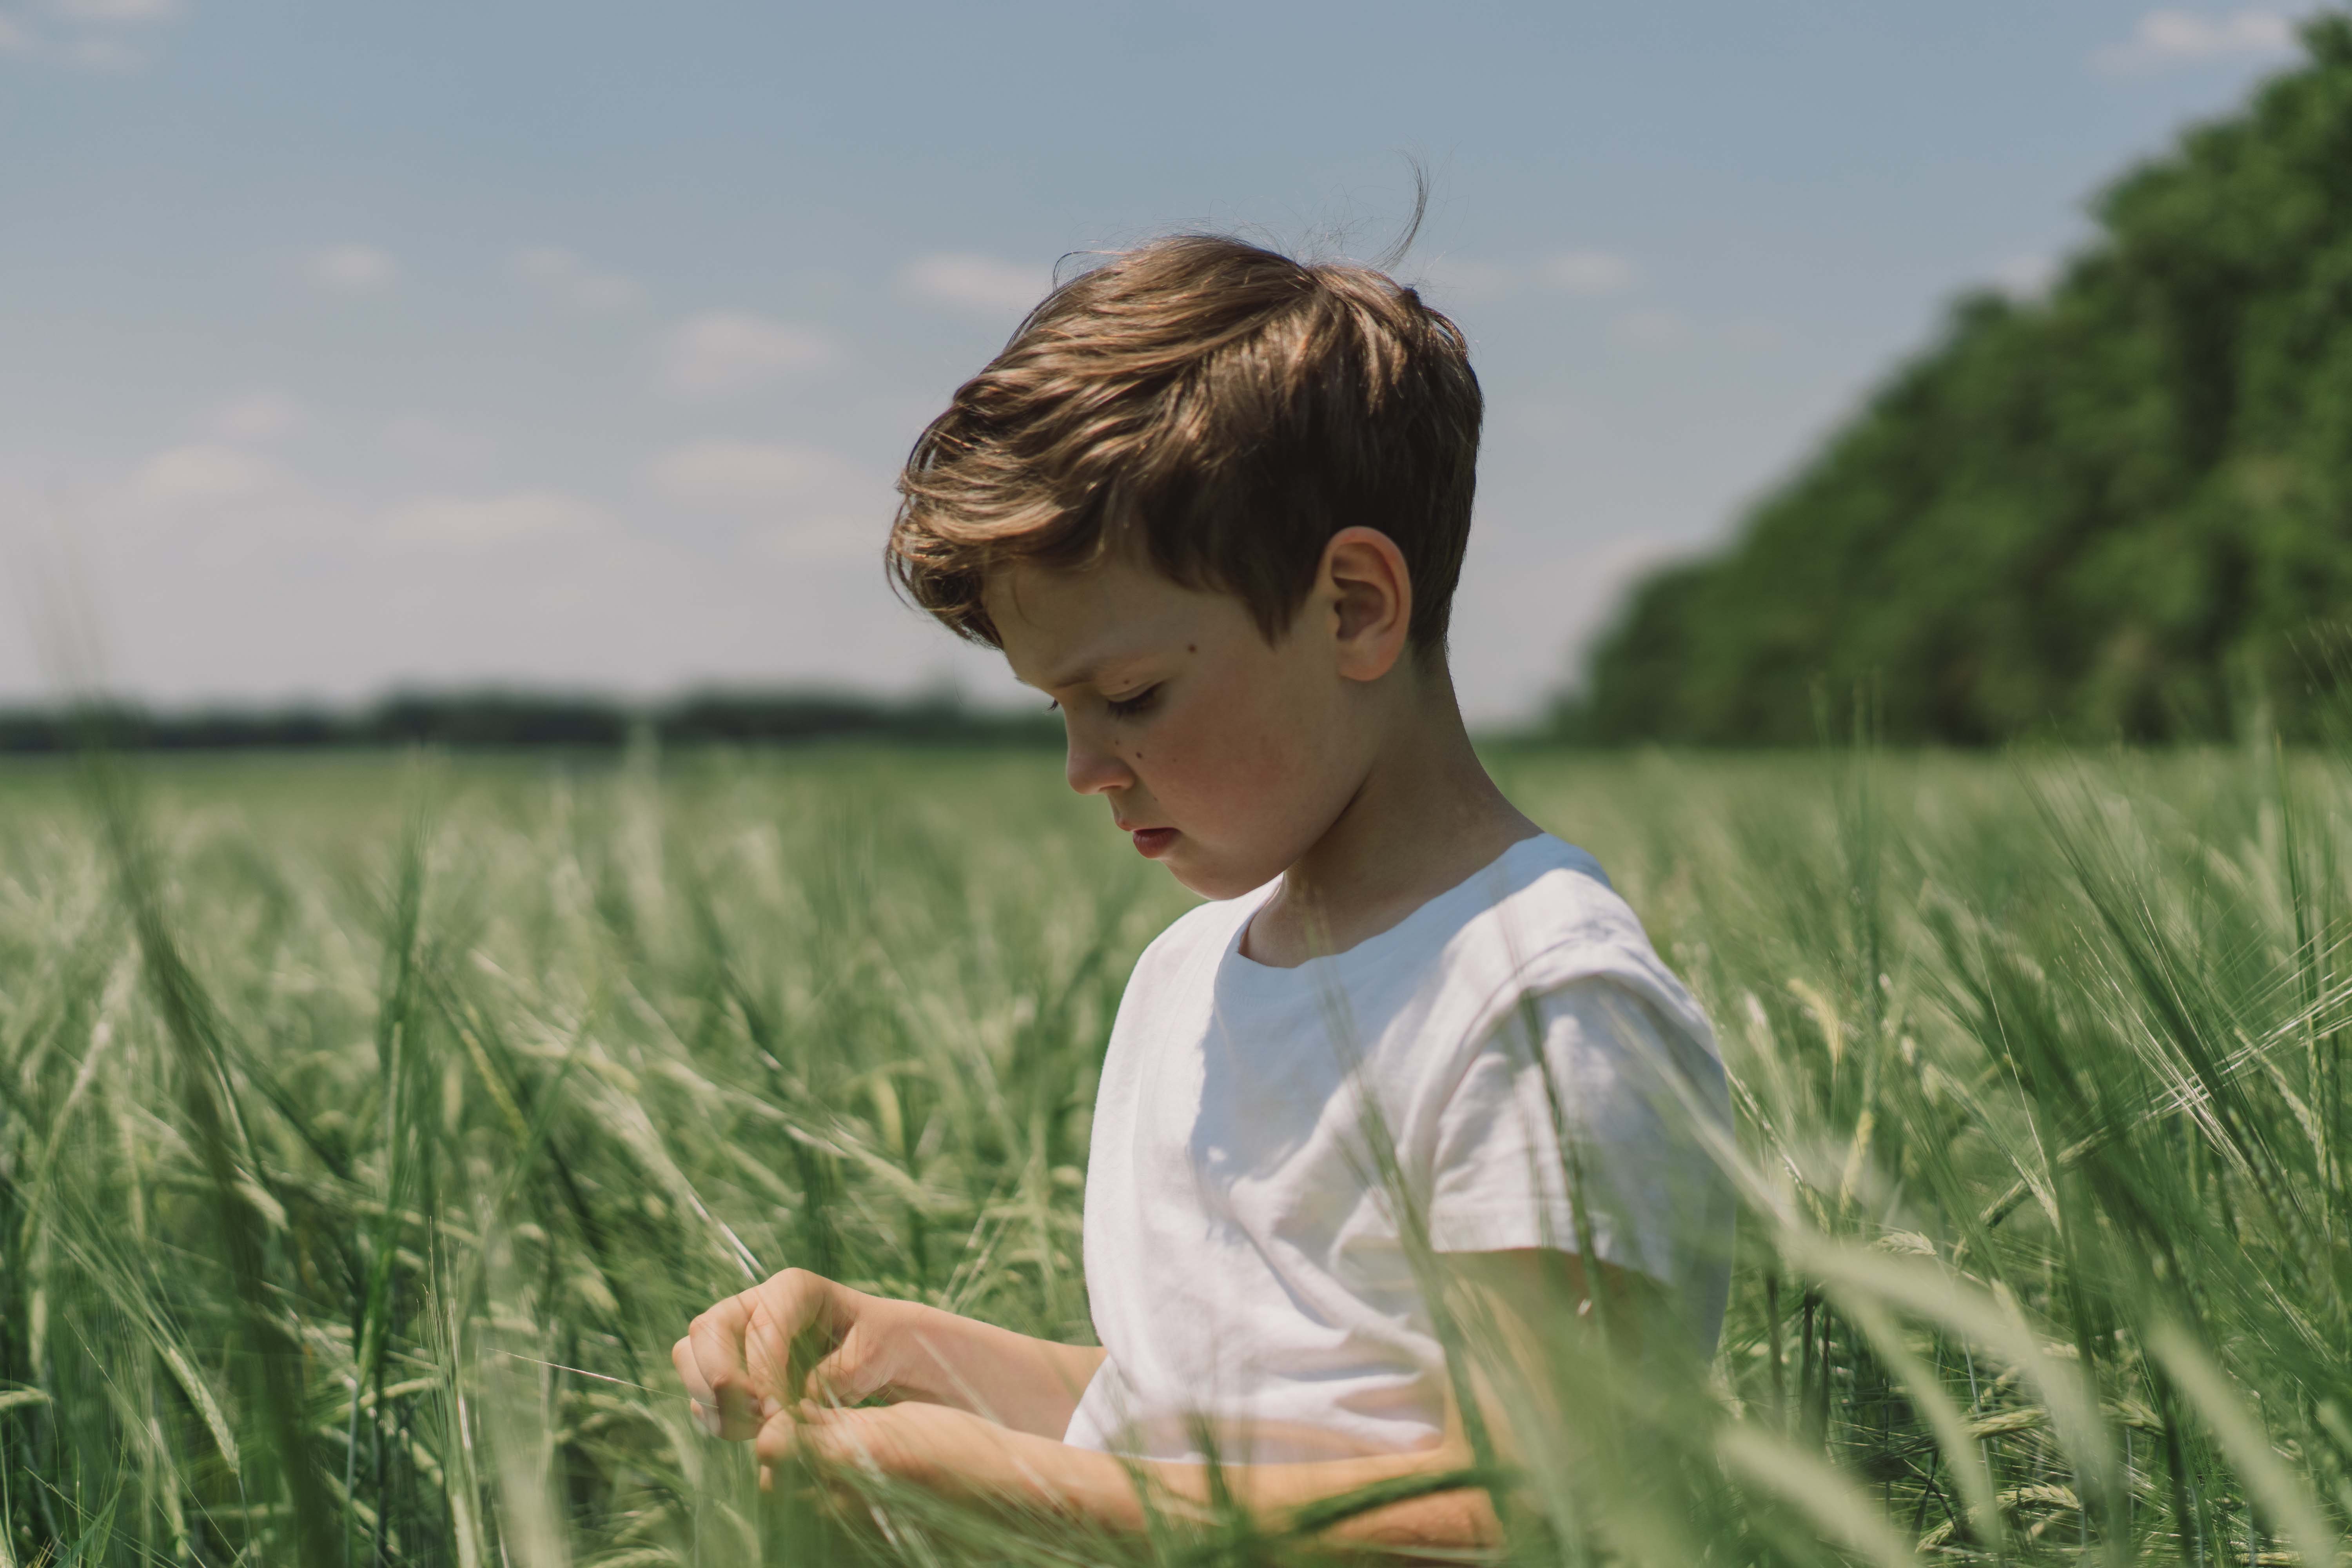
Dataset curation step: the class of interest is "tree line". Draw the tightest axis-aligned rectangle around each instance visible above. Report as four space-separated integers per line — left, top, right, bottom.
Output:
1572 15 2352 746
0 689 1061 754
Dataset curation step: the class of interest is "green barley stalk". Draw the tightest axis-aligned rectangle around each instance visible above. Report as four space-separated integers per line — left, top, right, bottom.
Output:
82 748 341 1565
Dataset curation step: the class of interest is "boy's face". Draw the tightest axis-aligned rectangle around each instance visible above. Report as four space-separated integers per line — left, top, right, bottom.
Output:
985 552 1374 900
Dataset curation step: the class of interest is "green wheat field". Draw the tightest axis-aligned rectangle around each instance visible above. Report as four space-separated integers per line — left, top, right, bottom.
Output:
5 741 2350 1566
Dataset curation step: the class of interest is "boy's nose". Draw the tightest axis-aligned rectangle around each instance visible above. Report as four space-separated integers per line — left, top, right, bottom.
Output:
1064 724 1136 796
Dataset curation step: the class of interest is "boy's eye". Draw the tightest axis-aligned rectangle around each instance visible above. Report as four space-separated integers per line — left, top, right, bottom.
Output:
1106 685 1160 719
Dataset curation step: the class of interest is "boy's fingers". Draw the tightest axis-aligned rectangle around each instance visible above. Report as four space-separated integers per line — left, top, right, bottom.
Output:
740 1270 838 1408
685 1295 751 1389
711 1380 764 1439
686 1270 840 1440
804 1323 889 1408
672 1334 735 1439
687 1295 768 1439
671 1334 717 1406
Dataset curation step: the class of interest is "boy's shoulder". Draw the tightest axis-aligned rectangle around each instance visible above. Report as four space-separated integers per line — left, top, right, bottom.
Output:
1446 834 1712 1051
1458 832 1639 962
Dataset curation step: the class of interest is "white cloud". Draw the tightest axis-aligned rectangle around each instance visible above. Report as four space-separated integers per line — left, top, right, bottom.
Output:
900 252 1049 315
303 243 399 294
657 311 833 397
128 443 289 508
379 490 608 553
645 439 890 561
0 0 183 67
1538 250 1639 297
103 443 345 553
205 391 306 443
49 0 180 20
511 245 639 310
2096 8 2300 72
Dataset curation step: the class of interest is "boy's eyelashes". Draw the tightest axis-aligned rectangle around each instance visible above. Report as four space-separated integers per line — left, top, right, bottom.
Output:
1042 685 1162 719
1106 684 1160 719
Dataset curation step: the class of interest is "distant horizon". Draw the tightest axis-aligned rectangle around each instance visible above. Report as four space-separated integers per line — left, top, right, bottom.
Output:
0 678 1583 751
0 682 1070 755
0 677 1030 716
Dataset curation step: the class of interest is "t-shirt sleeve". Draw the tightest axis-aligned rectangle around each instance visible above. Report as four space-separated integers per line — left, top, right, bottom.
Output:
1424 976 1725 1290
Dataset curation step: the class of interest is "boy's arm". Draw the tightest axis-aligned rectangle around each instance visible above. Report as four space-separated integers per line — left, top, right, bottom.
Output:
765 1403 1498 1550
757 1249 1639 1551
674 1269 1106 1441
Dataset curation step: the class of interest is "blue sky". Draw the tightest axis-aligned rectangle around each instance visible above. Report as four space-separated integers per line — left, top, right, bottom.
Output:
0 2 2327 720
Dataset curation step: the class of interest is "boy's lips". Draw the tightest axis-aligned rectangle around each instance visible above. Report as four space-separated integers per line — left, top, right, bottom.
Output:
1123 825 1179 858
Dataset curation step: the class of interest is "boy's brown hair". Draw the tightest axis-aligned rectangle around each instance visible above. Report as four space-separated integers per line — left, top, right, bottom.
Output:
887 234 1483 655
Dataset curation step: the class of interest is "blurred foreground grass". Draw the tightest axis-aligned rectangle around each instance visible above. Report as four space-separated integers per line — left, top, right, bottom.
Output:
5 743 2351 1565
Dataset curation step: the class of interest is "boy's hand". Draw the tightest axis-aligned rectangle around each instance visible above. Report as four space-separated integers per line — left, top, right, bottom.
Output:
677 1270 1106 1441
674 1268 899 1439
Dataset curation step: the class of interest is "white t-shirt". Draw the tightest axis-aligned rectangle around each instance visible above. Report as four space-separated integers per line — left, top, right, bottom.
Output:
1063 833 1733 1464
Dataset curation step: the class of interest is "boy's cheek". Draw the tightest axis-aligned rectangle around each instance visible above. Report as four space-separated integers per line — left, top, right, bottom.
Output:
1163 693 1305 804
1138 699 1337 882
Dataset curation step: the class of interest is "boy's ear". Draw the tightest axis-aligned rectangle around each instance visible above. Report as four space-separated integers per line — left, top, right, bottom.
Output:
1321 526 1413 683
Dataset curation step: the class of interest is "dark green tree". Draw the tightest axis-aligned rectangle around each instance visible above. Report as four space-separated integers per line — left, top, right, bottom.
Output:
1579 14 2352 745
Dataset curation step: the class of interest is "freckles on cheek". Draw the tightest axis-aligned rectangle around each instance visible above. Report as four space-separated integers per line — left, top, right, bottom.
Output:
1191 710 1295 802
1154 665 1300 816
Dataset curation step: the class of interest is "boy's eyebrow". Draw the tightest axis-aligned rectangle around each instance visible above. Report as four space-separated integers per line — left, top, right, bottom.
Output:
1039 646 1143 690
1031 636 1158 693
1037 658 1100 691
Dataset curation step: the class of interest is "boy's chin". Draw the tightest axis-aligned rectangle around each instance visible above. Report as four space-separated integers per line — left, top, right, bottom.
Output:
1160 847 1276 902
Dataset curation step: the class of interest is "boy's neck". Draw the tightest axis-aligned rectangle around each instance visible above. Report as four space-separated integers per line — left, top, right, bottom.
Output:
1240 668 1539 969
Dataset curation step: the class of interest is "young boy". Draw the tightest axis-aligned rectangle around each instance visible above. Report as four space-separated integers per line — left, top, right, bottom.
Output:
673 235 1732 1550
